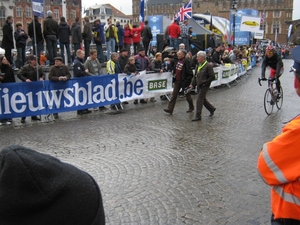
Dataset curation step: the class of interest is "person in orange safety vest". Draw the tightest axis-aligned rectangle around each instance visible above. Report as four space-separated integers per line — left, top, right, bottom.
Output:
257 46 300 225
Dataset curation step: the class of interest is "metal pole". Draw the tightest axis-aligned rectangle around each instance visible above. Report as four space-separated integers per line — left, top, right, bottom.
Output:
233 14 235 46
62 1 67 64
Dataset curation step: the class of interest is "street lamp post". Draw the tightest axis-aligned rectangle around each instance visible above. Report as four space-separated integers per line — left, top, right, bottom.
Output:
231 0 237 46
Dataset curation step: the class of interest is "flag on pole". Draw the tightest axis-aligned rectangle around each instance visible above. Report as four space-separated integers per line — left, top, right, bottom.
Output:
32 0 44 18
209 14 213 31
139 0 145 22
174 0 192 22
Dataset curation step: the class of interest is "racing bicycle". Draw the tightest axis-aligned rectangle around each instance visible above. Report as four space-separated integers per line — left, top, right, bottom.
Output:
258 77 283 115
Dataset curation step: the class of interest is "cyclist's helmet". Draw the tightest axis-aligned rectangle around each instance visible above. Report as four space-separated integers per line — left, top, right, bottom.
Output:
265 45 274 53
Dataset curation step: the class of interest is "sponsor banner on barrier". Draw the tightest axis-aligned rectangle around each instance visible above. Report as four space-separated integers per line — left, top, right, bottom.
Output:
0 71 173 119
0 64 249 119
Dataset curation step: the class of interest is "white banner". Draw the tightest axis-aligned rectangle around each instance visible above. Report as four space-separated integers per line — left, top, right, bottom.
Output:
240 15 261 32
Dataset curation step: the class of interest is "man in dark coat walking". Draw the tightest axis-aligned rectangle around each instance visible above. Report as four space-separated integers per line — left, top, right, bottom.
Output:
14 23 28 68
28 16 44 64
1 16 14 64
58 17 71 65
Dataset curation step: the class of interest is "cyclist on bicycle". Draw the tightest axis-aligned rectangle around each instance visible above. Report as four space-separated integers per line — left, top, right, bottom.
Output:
261 45 284 97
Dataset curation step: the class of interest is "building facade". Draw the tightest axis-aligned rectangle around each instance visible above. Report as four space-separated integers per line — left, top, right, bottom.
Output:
0 0 81 44
84 4 132 27
132 0 293 44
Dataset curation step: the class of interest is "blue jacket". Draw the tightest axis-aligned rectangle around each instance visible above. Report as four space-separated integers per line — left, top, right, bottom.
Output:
14 29 28 48
116 24 124 46
92 23 105 45
73 57 88 77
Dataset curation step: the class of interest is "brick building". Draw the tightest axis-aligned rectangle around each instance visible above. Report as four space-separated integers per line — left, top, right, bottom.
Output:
11 0 81 43
132 0 293 44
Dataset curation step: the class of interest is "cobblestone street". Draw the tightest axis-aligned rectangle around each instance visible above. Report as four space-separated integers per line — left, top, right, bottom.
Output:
1 59 299 225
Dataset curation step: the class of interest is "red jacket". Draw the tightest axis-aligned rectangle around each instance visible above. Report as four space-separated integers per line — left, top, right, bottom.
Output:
124 27 132 45
168 22 180 39
131 22 144 43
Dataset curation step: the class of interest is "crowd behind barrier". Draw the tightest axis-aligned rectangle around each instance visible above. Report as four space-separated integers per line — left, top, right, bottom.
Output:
0 60 254 120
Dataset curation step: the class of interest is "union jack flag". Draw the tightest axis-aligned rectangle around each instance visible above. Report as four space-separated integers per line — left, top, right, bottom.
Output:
174 0 192 22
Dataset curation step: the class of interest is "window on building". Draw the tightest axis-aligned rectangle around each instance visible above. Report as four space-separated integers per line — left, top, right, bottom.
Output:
273 11 280 18
26 7 32 18
16 7 22 17
54 9 59 19
70 10 76 19
101 15 105 19
0 6 5 29
272 21 280 34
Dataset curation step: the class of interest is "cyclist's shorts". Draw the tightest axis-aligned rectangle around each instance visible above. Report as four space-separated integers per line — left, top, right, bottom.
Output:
270 67 284 78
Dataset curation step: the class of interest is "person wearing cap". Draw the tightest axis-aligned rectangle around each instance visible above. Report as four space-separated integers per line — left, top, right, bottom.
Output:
14 23 28 69
180 20 190 52
43 10 59 66
261 45 284 97
142 20 153 56
58 17 71 65
118 48 129 72
0 145 105 225
1 16 14 64
17 55 44 123
48 56 71 119
163 49 194 114
84 49 102 75
28 16 44 64
291 46 300 97
92 19 105 63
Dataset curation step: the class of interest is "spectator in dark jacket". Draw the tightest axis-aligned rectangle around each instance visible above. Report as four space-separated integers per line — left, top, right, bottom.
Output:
28 16 44 64
82 16 93 61
118 48 129 72
92 19 105 63
134 47 151 71
43 10 59 65
124 57 139 75
17 55 44 123
208 33 216 49
71 17 82 60
73 49 92 115
142 20 153 56
212 44 223 65
58 17 71 65
1 16 14 64
115 21 124 53
14 23 28 68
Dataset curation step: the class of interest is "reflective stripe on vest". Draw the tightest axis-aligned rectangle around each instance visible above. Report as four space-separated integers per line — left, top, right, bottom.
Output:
274 186 300 206
262 143 288 184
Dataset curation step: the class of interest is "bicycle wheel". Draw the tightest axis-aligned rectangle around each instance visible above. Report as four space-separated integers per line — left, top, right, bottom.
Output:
276 86 283 109
264 89 274 115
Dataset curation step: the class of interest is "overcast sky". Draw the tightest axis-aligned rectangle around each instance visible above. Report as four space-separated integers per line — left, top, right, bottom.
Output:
83 0 300 19
293 0 300 20
82 0 132 15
